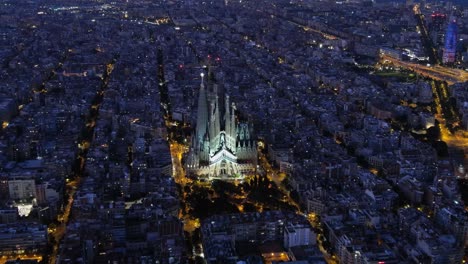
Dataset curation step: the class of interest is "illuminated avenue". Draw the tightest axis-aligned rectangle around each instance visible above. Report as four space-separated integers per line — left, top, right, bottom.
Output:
380 54 468 85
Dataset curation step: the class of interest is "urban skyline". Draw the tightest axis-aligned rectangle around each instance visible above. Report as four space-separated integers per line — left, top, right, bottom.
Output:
0 0 467 263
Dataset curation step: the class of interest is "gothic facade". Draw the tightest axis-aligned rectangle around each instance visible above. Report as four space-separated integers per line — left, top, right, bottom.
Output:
185 73 257 179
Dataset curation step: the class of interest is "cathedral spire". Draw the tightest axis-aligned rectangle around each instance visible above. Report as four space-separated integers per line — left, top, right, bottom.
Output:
200 72 205 89
196 72 208 154
230 102 236 141
225 94 231 148
214 93 220 137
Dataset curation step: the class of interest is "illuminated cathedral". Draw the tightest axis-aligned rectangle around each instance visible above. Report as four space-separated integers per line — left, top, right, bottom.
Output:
185 73 257 179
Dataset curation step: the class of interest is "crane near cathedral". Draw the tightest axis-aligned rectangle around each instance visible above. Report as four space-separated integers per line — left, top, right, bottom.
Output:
185 72 257 179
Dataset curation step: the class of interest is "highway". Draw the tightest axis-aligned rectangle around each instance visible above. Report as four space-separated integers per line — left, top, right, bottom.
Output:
380 54 468 85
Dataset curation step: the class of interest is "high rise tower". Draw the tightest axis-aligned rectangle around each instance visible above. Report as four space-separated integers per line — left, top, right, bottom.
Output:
442 20 458 64
185 72 257 179
430 12 447 47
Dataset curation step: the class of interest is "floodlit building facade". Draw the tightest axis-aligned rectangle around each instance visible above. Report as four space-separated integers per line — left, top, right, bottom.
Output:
186 73 257 179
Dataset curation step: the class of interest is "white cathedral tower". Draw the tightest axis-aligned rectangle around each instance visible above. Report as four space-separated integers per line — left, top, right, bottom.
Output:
185 72 257 179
